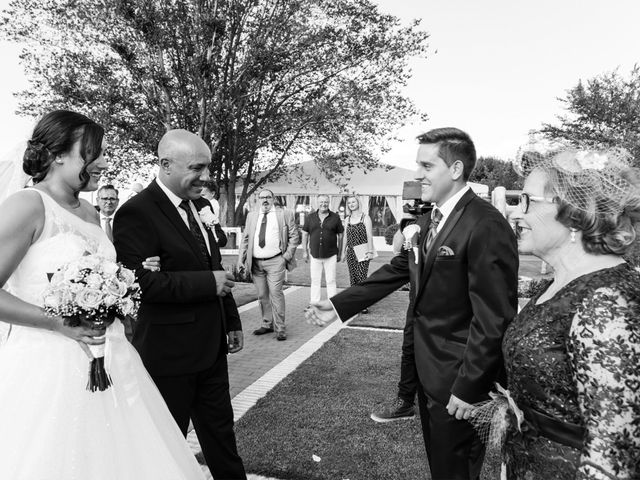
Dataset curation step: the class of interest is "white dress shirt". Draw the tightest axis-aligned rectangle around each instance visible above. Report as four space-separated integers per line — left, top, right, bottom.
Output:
434 185 470 233
253 209 280 258
156 178 211 253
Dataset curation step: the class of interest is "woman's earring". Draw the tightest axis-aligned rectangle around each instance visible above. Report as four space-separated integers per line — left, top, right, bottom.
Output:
570 228 577 243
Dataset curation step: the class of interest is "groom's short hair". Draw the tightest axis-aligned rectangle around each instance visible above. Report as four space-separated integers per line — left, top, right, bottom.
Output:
417 128 477 181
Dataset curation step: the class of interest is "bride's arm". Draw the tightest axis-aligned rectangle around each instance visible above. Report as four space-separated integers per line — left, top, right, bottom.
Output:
0 191 104 347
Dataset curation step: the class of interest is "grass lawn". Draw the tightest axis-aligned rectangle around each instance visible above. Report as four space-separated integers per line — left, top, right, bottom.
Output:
235 328 429 480
235 328 502 480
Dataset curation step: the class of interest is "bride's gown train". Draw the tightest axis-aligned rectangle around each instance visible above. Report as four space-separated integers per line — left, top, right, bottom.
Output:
0 189 205 479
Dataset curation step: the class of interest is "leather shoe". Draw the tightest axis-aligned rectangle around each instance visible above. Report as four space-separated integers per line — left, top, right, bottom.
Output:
276 332 287 341
253 327 274 335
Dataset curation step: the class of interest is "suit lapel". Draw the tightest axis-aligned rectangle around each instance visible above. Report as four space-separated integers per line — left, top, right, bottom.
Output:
149 181 208 269
416 190 476 298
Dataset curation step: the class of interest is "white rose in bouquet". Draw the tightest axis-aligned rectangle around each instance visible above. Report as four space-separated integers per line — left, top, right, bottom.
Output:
103 294 119 307
120 297 136 316
85 273 104 289
75 287 104 310
118 267 136 287
104 278 128 298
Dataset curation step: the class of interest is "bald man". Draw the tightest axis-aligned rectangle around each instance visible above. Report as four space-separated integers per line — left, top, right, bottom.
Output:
113 129 246 479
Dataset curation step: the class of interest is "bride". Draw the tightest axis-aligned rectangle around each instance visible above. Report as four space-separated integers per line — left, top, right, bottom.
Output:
0 110 206 479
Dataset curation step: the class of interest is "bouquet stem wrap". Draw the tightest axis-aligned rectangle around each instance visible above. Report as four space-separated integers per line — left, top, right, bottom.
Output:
87 342 111 392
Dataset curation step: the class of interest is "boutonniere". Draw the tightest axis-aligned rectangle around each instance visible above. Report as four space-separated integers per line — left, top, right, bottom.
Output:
198 206 218 230
401 224 421 264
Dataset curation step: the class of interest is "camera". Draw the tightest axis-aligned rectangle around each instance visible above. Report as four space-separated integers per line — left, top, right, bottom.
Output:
402 181 432 217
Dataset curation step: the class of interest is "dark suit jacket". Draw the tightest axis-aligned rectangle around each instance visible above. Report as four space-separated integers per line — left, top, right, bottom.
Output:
332 189 518 404
113 180 242 376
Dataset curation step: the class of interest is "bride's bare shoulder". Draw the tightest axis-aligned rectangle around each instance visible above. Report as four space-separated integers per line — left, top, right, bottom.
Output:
0 189 45 217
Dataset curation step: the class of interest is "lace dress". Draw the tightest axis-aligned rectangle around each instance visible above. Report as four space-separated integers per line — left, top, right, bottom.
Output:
502 263 640 479
345 214 370 285
0 189 205 480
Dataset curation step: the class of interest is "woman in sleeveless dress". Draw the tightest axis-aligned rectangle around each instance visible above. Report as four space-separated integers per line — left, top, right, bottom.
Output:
0 111 206 479
341 196 374 310
500 146 640 478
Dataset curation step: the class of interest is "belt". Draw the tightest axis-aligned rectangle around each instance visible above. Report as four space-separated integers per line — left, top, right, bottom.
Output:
253 253 282 261
522 406 585 450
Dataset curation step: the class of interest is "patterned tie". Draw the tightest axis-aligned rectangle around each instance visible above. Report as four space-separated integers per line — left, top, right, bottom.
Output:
424 207 443 253
179 200 211 268
258 212 268 248
104 217 113 242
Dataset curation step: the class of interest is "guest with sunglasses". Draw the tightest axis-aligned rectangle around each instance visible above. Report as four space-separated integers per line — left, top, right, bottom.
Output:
501 146 640 478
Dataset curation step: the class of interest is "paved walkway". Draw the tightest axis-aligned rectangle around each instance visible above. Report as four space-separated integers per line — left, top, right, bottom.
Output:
188 285 345 479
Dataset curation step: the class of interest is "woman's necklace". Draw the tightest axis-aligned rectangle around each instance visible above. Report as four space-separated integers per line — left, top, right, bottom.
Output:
37 186 81 209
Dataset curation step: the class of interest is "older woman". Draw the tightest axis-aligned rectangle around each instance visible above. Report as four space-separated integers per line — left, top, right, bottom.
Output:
502 146 640 478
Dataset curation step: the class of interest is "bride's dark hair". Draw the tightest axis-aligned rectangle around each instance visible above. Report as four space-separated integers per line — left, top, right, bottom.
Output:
23 110 104 187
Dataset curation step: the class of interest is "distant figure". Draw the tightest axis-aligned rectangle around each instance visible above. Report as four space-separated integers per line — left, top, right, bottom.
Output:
238 188 298 341
301 194 343 304
96 184 119 241
201 181 227 248
341 195 374 313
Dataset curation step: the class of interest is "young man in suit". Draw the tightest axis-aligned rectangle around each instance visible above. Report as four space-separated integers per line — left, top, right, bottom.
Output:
307 127 518 480
113 129 246 480
237 189 298 341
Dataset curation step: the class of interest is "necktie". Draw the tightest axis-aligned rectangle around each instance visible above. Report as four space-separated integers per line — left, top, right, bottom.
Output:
104 217 113 242
179 200 211 268
258 212 268 248
424 207 443 253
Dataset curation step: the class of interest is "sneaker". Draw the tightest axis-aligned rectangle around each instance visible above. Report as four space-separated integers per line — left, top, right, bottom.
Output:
370 397 415 423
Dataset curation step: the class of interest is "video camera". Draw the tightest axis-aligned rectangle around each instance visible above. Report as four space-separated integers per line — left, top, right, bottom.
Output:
402 181 432 216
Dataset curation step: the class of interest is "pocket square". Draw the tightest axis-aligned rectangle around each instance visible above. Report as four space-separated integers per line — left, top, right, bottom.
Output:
437 246 455 257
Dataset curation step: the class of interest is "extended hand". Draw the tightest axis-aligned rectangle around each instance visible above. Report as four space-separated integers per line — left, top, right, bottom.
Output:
305 300 338 327
213 270 235 297
142 256 161 272
227 330 243 353
446 394 474 420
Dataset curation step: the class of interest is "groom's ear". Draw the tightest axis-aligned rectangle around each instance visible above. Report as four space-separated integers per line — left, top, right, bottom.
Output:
159 157 172 173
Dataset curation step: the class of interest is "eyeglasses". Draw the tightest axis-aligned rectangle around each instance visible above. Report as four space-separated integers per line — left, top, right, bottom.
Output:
519 193 555 214
99 197 118 202
259 195 273 200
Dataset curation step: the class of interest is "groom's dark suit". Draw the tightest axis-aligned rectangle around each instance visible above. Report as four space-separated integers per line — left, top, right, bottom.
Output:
331 189 518 479
113 179 245 479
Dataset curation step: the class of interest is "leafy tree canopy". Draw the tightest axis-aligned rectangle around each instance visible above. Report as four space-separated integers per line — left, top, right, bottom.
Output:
541 65 640 164
2 0 429 224
469 156 522 191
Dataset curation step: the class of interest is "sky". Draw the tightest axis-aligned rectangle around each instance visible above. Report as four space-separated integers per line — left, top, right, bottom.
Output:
0 0 639 170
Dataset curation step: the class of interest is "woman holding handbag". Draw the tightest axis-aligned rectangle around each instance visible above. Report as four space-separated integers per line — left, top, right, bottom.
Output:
341 195 374 312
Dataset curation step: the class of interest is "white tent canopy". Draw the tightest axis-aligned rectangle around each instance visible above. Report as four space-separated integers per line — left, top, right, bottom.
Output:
236 160 489 225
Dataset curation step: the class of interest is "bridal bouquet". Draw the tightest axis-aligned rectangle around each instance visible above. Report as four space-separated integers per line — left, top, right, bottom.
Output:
43 253 140 392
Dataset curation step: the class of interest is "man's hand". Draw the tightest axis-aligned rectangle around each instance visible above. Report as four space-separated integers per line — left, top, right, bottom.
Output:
213 270 235 297
305 300 338 327
446 394 474 420
227 330 243 353
302 251 308 263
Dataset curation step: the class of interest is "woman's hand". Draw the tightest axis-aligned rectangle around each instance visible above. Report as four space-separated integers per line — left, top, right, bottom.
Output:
53 316 106 359
142 256 161 272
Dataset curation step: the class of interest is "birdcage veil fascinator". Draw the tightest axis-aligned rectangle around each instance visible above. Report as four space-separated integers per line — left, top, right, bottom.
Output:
513 139 640 218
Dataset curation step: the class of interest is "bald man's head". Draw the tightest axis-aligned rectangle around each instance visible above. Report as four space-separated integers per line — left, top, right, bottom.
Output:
157 129 212 200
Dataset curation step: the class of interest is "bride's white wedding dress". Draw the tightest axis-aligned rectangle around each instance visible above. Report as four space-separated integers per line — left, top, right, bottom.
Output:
0 189 205 480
